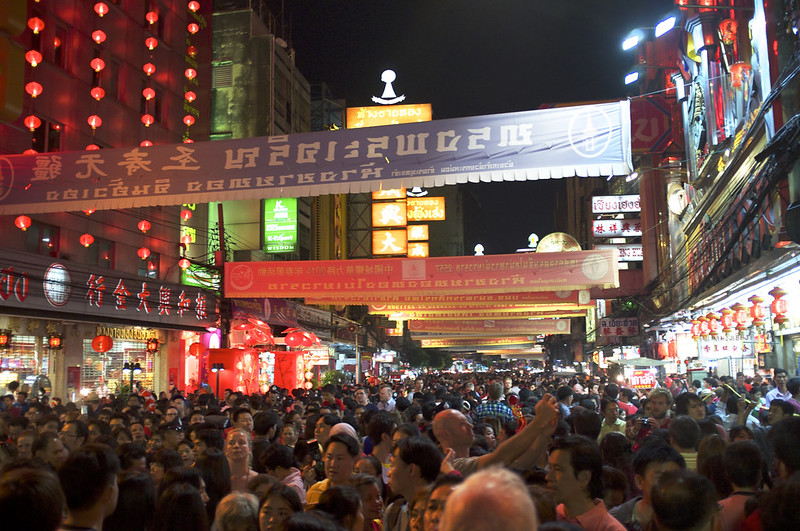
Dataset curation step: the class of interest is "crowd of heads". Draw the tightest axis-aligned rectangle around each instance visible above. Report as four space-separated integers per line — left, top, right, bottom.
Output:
0 368 798 530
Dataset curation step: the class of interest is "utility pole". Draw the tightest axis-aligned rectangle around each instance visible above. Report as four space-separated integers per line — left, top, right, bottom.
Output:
217 203 230 348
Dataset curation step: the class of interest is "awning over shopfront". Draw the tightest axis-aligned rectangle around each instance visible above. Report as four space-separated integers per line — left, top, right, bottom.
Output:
0 249 219 330
0 101 632 215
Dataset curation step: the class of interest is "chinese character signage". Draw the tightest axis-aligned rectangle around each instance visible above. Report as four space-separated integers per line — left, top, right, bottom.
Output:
264 198 297 253
0 249 218 329
406 197 445 221
372 188 406 200
0 101 633 215
407 242 429 258
372 230 408 255
591 195 641 214
407 225 429 241
599 317 639 337
592 219 642 237
372 202 407 227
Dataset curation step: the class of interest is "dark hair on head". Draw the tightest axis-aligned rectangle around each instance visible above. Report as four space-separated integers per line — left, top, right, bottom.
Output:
367 411 396 442
89 418 112 437
116 442 146 470
152 483 209 531
556 386 574 401
394 422 420 439
551 435 603 499
195 427 225 452
262 443 295 471
723 440 762 488
599 432 633 471
758 473 800 531
261 483 303 513
769 417 800 475
604 383 619 400
352 472 381 492
769 399 796 417
285 510 347 531
569 407 602 440
602 465 628 495
631 441 685 477
773 368 787 376
395 436 443 483
31 431 59 457
323 433 359 457
674 392 704 416
232 407 252 424
600 397 618 414
158 466 204 497
0 467 65 531
355 454 381 478
430 473 463 492
150 448 183 470
669 416 702 451
253 410 281 437
194 447 231 522
103 472 156 531
315 484 363 529
58 443 121 511
651 470 718 530
318 413 341 428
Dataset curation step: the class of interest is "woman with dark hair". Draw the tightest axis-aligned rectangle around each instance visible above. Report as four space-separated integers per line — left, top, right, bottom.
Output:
315 484 365 531
158 466 209 506
258 483 303 531
194 447 232 523
103 471 157 531
353 473 383 531
152 482 209 531
148 448 183 485
0 467 65 531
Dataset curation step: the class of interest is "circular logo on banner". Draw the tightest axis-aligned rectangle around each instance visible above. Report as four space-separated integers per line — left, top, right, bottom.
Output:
229 264 254 292
0 158 14 202
556 320 568 332
568 107 612 159
554 290 572 299
581 255 609 281
44 263 71 307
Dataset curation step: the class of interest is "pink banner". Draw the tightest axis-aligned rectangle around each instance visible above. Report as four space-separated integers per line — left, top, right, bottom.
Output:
378 309 583 321
307 289 591 307
409 318 571 335
225 251 618 298
419 336 534 348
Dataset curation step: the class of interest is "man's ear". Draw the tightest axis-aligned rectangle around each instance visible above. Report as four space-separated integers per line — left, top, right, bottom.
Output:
634 474 644 492
576 469 592 490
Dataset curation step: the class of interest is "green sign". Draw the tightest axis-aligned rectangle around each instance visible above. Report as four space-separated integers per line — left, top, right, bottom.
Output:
181 264 221 291
264 198 298 253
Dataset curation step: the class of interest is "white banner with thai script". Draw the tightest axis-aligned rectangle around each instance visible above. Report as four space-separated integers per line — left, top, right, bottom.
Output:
0 101 632 214
595 244 643 262
591 195 641 214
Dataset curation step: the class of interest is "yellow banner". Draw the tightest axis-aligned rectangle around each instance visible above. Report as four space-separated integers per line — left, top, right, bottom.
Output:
419 336 534 348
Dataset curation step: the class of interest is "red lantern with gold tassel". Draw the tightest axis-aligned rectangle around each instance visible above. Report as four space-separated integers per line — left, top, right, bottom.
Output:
749 295 766 327
769 287 789 326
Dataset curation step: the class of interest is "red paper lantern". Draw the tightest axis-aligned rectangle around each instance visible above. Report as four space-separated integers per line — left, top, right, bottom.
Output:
83 209 96 215
730 62 751 89
304 381 314 390
749 295 766 326
180 209 193 221
79 233 94 247
178 258 191 269
142 88 155 101
87 115 102 129
187 22 199 34
28 17 45 34
185 68 197 80
86 144 100 150
141 114 154 126
769 287 789 326
25 82 43 98
143 63 156 76
25 50 42 67
90 87 105 101
48 335 62 349
181 234 192 244
145 37 158 50
0 331 10 347
284 332 302 347
94 2 109 16
183 115 195 126
690 319 701 339
92 335 113 353
24 115 41 131
185 91 197 102
183 138 194 144
146 11 159 24
731 302 748 330
188 1 200 12
188 342 203 356
187 45 197 57
15 215 31 231
140 140 153 147
137 247 150 259
706 312 721 336
92 30 106 44
138 220 151 233
23 149 37 155
699 317 710 337
720 308 734 333
90 58 105 72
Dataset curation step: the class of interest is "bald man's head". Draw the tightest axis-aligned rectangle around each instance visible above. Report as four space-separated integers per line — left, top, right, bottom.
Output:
441 467 538 531
432 409 473 451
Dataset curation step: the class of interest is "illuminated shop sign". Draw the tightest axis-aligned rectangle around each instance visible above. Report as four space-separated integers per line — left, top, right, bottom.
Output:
347 103 433 128
372 230 408 255
406 197 445 221
371 202 407 227
372 188 406 200
592 195 641 214
407 225 429 241
408 242 429 258
595 244 643 262
592 218 642 237
263 198 297 253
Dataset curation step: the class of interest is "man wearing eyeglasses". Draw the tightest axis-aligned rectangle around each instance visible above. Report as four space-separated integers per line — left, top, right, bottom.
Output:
59 420 88 452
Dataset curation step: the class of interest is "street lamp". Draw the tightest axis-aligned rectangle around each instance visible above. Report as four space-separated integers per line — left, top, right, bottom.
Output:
122 361 142 389
211 363 225 398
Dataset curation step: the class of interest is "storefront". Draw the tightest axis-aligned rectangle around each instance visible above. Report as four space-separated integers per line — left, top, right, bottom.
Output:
0 249 220 400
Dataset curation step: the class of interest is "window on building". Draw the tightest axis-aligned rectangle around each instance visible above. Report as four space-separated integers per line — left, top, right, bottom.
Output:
212 61 234 88
0 336 46 389
25 222 59 257
88 238 115 269
139 253 159 278
52 26 67 68
31 120 62 153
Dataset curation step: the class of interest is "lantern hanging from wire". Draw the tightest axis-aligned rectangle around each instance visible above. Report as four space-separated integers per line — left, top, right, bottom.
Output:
15 215 32 231
137 247 151 259
79 233 95 247
749 295 766 327
25 50 43 67
769 287 789 326
137 220 151 233
25 82 43 98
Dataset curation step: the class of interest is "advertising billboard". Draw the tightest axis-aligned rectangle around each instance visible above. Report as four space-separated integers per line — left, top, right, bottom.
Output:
264 198 298 253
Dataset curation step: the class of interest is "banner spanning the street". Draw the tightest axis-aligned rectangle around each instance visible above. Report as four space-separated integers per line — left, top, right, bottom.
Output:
225 250 619 298
419 336 536 348
306 289 592 307
408 318 570 335
0 102 631 214
383 309 584 321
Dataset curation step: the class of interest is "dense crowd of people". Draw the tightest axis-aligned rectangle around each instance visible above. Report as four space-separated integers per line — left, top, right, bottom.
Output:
0 368 798 531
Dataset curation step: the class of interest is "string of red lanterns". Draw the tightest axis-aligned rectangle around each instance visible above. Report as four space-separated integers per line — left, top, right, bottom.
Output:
88 3 107 144
690 288 791 341
141 11 159 146
183 1 203 144
24 14 45 152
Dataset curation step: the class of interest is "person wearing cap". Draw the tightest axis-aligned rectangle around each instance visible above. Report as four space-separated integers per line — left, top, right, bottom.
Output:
84 392 103 418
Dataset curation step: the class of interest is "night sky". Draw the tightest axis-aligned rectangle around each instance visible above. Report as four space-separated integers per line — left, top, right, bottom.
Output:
280 0 676 254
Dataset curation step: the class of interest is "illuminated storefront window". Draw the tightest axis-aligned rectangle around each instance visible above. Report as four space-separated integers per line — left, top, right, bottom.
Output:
81 338 154 396
0 336 47 389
